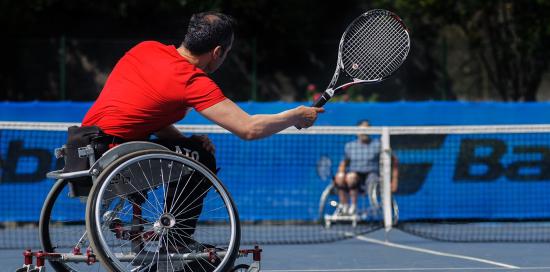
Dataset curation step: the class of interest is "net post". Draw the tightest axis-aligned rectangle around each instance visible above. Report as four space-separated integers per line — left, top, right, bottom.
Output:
381 127 393 233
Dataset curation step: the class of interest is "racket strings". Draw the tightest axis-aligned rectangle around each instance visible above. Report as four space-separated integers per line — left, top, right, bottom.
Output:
345 15 383 51
374 19 409 75
345 16 406 79
364 22 408 79
342 16 386 76
364 19 408 79
342 13 409 81
343 18 388 78
343 16 387 74
348 15 403 74
353 16 398 78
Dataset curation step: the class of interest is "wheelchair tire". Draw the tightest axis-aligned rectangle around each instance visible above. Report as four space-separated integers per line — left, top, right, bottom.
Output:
39 179 72 272
318 183 338 224
39 179 103 271
368 180 399 224
85 149 240 272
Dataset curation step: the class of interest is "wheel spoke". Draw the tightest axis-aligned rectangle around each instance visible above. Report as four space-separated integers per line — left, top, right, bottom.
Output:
168 169 196 215
138 161 163 214
166 231 194 272
168 176 207 216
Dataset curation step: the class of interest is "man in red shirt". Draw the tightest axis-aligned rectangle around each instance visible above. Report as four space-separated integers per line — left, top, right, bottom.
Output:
83 12 322 143
81 11 323 257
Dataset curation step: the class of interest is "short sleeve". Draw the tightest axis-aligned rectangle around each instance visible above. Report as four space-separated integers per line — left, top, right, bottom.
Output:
343 142 352 161
184 74 227 111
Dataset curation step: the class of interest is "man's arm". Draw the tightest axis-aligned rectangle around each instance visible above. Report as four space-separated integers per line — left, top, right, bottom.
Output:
337 159 349 175
391 155 399 192
200 99 324 140
154 125 185 140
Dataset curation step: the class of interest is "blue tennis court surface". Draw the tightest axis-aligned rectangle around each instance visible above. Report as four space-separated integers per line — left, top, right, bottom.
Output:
4 229 549 271
259 229 550 271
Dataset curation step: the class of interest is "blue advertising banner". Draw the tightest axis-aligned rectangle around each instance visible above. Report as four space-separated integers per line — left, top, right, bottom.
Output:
0 102 549 222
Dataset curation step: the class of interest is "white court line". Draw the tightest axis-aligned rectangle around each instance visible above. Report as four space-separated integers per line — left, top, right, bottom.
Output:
262 267 550 272
354 235 520 269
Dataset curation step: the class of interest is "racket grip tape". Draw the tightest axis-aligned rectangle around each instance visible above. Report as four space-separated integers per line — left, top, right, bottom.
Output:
312 92 330 108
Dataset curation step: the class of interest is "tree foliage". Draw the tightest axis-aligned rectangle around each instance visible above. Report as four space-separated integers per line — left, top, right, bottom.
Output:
2 0 549 101
379 0 550 101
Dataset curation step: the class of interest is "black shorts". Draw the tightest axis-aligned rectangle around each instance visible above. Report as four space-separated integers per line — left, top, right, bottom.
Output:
336 171 379 193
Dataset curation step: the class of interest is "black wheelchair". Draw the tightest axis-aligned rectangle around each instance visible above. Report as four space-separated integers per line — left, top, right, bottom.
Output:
318 173 398 228
19 130 261 272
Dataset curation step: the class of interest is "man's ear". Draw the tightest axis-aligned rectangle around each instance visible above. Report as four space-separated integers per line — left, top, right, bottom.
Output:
212 45 223 59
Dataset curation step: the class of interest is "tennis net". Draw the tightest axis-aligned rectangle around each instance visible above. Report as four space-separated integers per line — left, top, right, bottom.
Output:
386 125 550 242
0 122 384 248
0 122 549 249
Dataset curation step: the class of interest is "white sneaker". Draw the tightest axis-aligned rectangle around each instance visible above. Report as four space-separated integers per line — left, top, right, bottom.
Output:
333 204 347 216
348 204 357 215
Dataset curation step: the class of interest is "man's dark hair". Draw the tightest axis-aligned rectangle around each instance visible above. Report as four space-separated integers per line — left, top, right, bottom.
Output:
182 11 235 55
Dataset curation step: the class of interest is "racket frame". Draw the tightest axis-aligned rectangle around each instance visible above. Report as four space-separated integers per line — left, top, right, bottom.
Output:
313 9 410 108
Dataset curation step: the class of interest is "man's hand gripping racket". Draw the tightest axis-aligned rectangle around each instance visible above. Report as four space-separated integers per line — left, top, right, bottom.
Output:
313 9 410 108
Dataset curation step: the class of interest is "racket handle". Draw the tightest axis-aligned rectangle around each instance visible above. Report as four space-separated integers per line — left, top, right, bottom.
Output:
312 92 330 108
296 91 329 130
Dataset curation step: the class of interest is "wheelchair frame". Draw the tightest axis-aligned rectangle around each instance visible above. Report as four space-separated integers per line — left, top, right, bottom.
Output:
318 176 398 228
19 141 261 272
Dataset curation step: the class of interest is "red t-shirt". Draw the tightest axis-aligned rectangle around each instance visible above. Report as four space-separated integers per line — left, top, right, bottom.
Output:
82 41 226 140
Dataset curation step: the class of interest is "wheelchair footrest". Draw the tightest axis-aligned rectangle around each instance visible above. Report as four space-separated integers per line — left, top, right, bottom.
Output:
18 248 98 271
324 214 361 222
19 246 263 271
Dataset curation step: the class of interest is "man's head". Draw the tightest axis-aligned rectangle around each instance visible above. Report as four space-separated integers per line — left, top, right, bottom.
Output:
182 12 235 73
357 119 370 143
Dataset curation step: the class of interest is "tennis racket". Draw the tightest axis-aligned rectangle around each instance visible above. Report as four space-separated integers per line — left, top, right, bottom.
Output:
313 9 410 107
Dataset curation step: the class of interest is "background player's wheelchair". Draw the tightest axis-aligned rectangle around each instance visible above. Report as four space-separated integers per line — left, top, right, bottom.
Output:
318 174 398 228
21 129 261 272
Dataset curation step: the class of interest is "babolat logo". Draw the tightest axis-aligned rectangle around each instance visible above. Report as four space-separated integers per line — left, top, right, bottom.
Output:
453 139 550 182
393 135 550 196
0 140 62 183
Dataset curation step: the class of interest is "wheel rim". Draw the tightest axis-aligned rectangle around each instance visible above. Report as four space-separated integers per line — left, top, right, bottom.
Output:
93 153 238 272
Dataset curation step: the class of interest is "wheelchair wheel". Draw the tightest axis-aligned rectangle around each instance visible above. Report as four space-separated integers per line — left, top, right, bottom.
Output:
85 150 240 272
318 183 338 225
39 179 104 271
368 180 399 224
